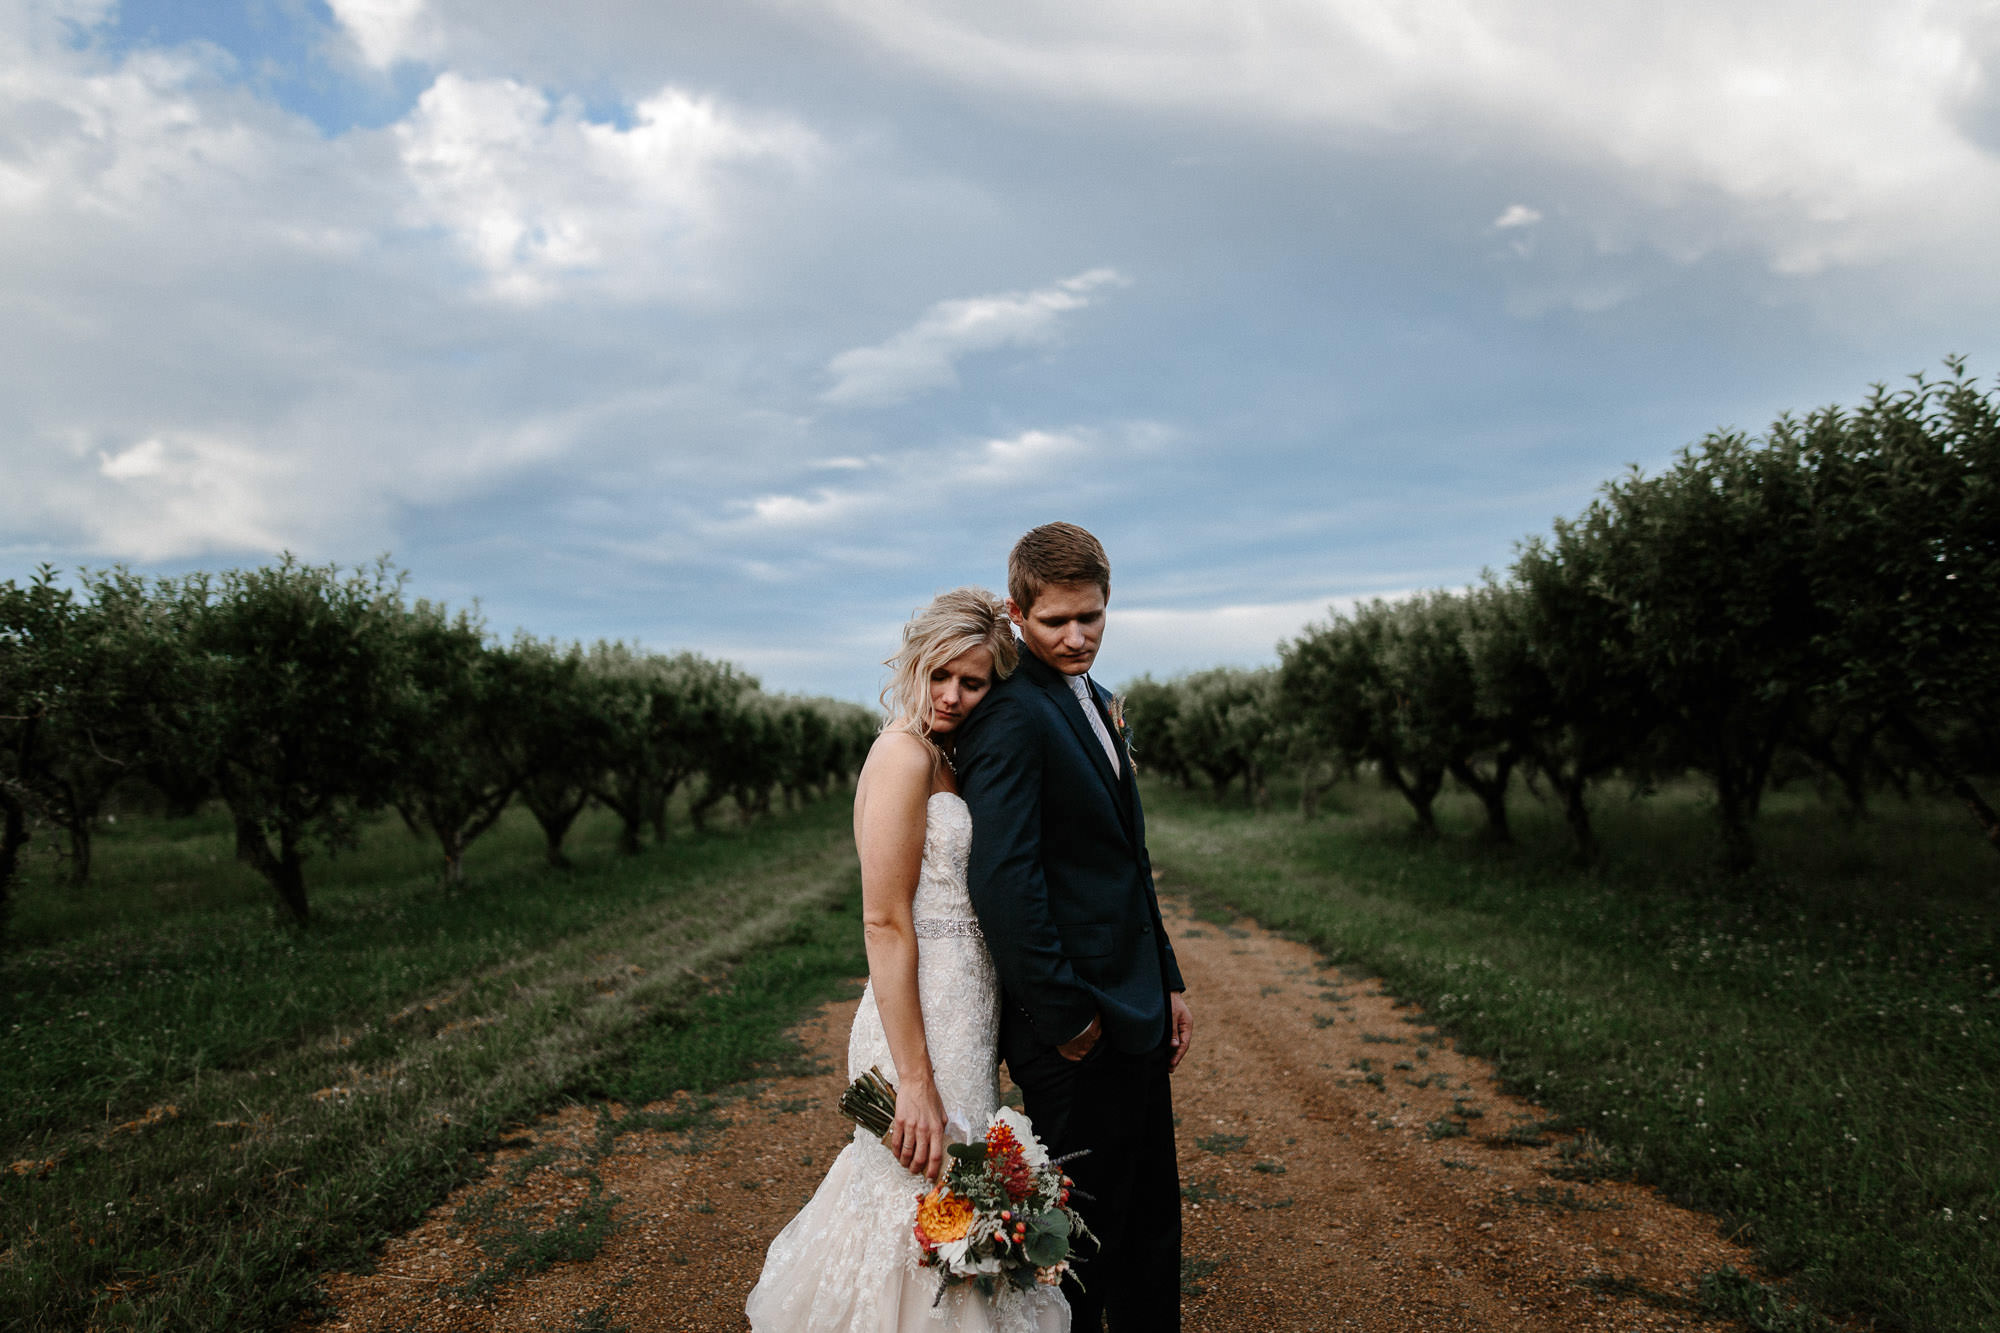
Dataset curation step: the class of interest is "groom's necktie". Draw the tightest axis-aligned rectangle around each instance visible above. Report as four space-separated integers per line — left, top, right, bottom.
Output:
1067 673 1121 776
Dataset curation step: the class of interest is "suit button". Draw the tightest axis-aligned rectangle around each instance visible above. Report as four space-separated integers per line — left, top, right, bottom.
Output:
1141 924 1152 934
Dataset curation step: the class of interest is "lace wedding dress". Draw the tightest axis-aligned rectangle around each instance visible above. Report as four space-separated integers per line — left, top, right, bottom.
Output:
745 791 1069 1333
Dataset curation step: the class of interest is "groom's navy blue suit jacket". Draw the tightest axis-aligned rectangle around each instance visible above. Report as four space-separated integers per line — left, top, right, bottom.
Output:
957 645 1185 1072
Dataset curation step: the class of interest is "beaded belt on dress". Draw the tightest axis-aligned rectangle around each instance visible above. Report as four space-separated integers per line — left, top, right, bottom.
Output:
914 917 984 939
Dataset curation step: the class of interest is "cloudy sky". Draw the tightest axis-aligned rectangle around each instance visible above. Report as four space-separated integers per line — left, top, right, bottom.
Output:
5 0 2000 701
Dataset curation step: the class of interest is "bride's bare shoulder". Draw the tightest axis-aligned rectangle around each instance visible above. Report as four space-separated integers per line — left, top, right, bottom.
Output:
858 730 933 790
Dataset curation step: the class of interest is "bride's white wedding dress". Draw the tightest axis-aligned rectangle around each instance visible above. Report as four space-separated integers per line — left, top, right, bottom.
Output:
745 791 1069 1333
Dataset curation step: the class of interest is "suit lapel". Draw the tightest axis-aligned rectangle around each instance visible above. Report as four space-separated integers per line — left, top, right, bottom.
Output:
1092 681 1141 826
1020 653 1133 832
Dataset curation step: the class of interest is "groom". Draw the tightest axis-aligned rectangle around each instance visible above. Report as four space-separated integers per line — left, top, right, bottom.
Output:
957 521 1193 1331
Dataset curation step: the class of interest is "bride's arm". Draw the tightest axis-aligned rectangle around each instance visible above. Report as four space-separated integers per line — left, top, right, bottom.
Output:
855 733 950 1181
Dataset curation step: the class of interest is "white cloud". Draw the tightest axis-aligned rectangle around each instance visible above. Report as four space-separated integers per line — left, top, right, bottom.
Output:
712 420 1159 556
1101 590 1413 683
1492 203 1541 229
745 487 869 527
396 73 819 302
804 1 2000 277
0 0 113 52
97 438 167 480
0 13 841 567
821 268 1127 407
966 427 1088 485
327 0 436 69
67 432 294 560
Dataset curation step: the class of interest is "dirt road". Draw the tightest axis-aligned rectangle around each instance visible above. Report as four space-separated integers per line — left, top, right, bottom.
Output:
314 895 1758 1331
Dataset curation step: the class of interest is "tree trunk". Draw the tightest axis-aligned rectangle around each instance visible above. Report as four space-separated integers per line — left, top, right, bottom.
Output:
522 781 588 868
1821 762 1870 826
1558 774 1598 865
1888 712 2000 857
1449 753 1515 844
274 832 308 924
432 789 515 885
64 814 92 885
688 779 726 833
440 828 466 886
593 774 650 855
162 787 208 820
0 788 29 935
1477 781 1511 842
1830 722 1878 823
647 786 672 844
1711 694 1799 874
233 811 310 923
527 797 585 868
1714 784 1757 876
1381 759 1442 837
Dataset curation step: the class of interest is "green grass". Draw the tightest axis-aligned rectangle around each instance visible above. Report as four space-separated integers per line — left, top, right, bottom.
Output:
1 794 868 1332
1145 776 2000 1333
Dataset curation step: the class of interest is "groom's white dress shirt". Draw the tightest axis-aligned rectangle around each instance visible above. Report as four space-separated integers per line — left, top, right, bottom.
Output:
1063 670 1119 1048
1068 673 1121 776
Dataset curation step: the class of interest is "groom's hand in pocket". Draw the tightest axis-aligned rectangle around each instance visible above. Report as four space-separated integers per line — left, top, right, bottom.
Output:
1167 992 1194 1071
1058 1014 1102 1062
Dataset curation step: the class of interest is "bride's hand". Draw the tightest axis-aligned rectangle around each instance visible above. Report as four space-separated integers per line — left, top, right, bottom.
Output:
885 1074 950 1181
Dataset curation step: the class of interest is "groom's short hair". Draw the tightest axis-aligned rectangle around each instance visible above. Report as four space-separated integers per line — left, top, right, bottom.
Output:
1008 522 1111 612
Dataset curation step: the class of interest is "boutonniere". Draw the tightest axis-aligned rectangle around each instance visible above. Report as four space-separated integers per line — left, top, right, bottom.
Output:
1106 693 1132 751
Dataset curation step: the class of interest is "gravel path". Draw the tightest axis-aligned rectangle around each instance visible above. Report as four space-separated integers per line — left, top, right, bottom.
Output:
312 894 1759 1331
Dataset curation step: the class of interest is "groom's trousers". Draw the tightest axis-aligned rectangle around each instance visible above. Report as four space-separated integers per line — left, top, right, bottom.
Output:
1010 1037 1181 1332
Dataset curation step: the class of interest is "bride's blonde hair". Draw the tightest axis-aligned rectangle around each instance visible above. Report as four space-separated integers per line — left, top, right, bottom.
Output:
881 587 1018 749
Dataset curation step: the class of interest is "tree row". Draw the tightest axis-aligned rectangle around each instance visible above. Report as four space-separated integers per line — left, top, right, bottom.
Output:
0 558 876 926
1126 361 1999 871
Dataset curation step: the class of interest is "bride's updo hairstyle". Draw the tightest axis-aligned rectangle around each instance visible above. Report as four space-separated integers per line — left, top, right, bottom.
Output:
881 587 1019 744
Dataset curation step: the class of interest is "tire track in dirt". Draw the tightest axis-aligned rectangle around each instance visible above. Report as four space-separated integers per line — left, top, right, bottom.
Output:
310 893 1764 1331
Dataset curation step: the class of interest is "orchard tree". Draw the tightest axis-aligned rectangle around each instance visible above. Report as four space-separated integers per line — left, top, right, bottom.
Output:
1117 675 1191 788
32 571 204 881
0 568 73 927
1505 525 1655 863
773 697 872 807
649 652 755 838
194 558 412 923
393 603 525 884
691 687 786 827
1283 601 1449 834
587 644 668 855
507 636 615 867
1373 592 1520 842
1589 433 1821 871
1789 361 2000 853
0 570 182 893
1168 667 1277 805
589 646 755 850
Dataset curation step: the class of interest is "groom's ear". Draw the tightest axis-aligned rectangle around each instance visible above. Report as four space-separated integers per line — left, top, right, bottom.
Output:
1005 596 1026 630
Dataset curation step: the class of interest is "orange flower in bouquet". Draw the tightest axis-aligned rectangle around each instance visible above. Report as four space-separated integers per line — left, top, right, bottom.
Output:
914 1185 975 1247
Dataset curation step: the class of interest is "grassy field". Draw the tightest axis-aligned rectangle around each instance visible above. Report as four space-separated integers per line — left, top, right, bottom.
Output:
1143 776 1999 1333
1 795 868 1332
11 772 1995 1333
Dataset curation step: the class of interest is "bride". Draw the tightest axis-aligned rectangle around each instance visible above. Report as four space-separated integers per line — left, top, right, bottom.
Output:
745 589 1069 1333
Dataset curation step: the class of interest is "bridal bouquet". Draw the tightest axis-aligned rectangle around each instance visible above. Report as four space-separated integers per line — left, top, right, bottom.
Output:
840 1068 1093 1295
913 1109 1092 1296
